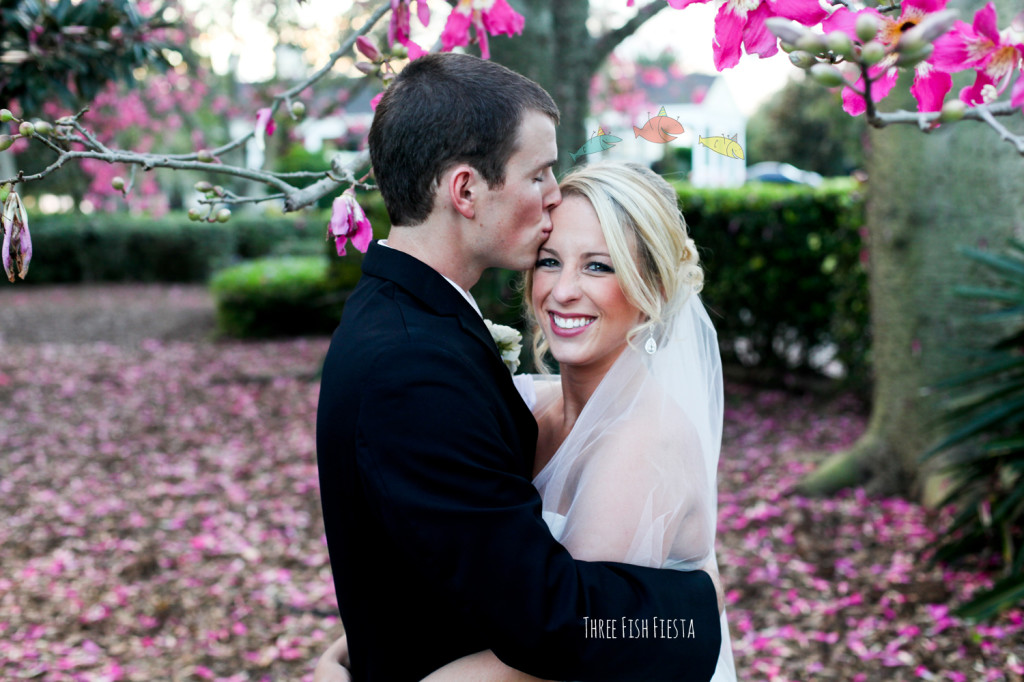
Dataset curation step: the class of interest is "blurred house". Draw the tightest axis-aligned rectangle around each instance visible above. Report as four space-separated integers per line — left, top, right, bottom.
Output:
596 73 747 188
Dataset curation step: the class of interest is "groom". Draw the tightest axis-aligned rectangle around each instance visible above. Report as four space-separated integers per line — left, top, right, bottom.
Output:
316 53 721 681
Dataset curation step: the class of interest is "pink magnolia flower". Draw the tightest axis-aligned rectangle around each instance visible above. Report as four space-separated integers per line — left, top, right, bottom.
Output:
667 0 827 70
1 190 31 282
441 0 526 60
253 107 276 152
328 189 373 257
355 36 381 62
932 3 1024 106
823 0 953 115
388 0 429 59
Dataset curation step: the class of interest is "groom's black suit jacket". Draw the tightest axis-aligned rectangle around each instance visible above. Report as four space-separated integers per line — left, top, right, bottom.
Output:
317 242 721 681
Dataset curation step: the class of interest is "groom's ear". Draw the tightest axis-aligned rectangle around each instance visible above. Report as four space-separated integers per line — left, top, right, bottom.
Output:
446 164 480 220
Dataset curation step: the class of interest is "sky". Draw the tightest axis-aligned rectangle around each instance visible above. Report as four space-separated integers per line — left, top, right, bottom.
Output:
184 0 796 116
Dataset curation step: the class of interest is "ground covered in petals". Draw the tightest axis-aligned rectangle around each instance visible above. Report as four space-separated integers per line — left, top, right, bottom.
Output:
1 286 1022 681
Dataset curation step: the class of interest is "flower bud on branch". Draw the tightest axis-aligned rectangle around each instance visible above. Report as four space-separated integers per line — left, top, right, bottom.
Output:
1 190 31 282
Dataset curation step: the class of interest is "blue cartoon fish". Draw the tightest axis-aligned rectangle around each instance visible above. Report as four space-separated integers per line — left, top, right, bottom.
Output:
698 134 744 159
570 127 622 162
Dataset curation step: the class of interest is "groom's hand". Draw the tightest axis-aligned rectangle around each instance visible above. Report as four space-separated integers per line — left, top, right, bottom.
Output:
313 634 352 682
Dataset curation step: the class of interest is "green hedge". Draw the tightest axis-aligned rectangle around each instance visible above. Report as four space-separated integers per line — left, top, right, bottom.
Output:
209 256 362 338
679 179 869 387
24 211 325 283
27 185 869 388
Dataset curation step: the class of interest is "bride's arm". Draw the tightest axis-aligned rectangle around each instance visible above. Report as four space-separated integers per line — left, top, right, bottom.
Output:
421 651 554 682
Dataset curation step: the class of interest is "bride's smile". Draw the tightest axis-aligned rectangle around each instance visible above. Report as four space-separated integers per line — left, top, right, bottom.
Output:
533 195 644 373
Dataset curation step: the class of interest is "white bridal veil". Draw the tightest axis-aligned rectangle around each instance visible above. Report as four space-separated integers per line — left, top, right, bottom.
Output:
521 290 736 681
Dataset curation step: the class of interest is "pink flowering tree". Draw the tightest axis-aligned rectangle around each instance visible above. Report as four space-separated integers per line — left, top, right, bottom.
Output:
2 0 1023 495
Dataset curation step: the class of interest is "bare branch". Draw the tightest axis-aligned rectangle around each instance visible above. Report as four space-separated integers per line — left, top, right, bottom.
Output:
283 150 370 212
590 0 668 72
867 101 1024 155
1 1 391 212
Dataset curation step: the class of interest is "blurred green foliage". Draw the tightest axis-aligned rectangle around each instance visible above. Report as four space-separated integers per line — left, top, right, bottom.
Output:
24 211 325 283
0 0 186 113
209 256 358 338
924 240 1024 621
746 76 867 177
26 182 869 389
678 178 869 389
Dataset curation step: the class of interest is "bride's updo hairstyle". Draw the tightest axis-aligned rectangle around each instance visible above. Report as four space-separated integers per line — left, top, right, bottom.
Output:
526 161 703 370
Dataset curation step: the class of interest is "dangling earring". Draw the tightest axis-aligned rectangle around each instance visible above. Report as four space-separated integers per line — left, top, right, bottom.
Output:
645 332 657 355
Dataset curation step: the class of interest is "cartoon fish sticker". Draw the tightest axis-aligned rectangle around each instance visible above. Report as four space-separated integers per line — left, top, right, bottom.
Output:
633 106 685 144
698 134 744 159
570 127 622 162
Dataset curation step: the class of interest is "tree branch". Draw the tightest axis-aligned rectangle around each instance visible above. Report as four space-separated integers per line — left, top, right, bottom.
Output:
0 0 391 212
589 0 668 72
868 101 1024 155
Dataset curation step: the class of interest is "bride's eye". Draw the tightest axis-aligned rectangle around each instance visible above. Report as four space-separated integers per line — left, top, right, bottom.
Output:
586 261 614 273
536 257 559 268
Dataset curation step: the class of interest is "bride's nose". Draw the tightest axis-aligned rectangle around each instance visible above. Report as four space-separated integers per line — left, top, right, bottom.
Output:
551 267 582 304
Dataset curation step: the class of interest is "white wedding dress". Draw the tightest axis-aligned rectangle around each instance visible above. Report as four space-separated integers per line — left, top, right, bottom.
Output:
514 294 737 682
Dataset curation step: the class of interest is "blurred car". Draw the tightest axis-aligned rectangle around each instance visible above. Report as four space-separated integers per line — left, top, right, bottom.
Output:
746 162 823 187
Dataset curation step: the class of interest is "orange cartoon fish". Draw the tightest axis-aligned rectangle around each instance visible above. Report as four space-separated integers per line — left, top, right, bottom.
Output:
633 107 684 144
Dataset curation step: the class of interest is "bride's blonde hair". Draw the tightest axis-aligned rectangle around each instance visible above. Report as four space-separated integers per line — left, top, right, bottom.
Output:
525 161 703 372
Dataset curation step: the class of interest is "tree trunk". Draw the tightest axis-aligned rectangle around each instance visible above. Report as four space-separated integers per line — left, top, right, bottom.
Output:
489 0 592 172
798 6 1024 501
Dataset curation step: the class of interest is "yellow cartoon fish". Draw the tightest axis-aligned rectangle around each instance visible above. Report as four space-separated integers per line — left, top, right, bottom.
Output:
698 134 744 159
633 107 685 144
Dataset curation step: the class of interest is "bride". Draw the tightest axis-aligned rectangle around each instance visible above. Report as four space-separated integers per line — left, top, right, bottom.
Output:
316 161 736 681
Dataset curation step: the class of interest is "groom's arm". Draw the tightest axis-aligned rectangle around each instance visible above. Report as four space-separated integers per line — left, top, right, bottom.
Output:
355 342 721 682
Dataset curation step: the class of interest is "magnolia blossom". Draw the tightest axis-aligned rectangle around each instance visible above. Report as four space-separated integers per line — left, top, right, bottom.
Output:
253 108 276 152
1 190 31 282
441 0 525 60
823 0 953 115
327 189 373 257
388 0 429 59
668 0 826 71
932 3 1024 107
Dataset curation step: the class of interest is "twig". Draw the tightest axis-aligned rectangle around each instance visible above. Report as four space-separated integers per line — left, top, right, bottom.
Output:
0 1 390 212
867 101 1024 155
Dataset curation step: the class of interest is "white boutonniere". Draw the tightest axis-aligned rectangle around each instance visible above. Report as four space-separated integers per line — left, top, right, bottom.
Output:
484 320 522 374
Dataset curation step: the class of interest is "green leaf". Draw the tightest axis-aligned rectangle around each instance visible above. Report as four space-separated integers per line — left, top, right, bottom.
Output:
958 245 1024 281
955 573 1024 621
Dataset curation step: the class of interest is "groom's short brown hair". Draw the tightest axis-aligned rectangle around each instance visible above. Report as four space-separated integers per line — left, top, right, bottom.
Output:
368 52 559 227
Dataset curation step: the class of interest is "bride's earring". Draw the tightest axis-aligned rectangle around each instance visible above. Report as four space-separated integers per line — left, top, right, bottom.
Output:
645 332 657 355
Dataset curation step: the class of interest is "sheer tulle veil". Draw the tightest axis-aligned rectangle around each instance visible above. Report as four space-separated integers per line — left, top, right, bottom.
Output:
522 287 736 681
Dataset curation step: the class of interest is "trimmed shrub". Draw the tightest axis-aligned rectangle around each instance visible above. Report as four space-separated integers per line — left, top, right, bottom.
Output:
24 212 325 283
209 256 359 338
678 179 868 388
